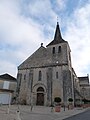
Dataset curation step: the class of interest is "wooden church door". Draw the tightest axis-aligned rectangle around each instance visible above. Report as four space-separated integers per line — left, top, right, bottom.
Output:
36 87 44 105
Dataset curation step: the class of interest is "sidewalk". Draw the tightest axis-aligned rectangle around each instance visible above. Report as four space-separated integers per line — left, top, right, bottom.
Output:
0 105 89 120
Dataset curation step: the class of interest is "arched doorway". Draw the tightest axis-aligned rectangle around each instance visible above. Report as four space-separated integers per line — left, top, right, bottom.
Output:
36 87 44 105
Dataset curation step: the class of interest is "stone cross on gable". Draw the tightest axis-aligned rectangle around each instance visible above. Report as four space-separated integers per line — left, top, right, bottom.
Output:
41 43 43 47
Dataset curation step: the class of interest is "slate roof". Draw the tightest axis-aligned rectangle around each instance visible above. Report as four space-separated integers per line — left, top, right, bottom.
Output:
78 76 89 83
18 46 51 69
46 22 67 47
18 23 68 69
0 88 14 93
0 73 16 82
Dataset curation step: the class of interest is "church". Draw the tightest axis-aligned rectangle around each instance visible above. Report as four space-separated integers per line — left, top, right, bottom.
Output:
16 22 83 106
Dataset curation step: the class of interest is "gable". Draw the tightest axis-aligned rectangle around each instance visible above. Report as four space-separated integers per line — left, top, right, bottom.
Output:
0 73 16 82
18 46 49 69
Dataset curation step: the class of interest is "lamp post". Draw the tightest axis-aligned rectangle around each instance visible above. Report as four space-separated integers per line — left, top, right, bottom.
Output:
30 74 33 111
51 78 53 106
29 71 33 111
63 79 66 111
7 92 11 114
30 92 33 111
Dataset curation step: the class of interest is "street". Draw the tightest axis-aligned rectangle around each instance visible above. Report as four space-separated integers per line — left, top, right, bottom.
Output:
63 109 90 120
0 105 89 120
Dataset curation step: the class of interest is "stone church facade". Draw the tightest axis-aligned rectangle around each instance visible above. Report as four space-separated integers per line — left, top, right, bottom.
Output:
16 22 82 106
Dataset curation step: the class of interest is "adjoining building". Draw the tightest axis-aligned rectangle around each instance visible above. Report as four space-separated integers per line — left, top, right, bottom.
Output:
78 75 90 100
0 73 17 104
16 22 89 106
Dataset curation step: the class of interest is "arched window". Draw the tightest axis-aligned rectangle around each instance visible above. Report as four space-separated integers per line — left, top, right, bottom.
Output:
38 71 42 81
24 74 26 80
52 47 55 54
56 72 58 79
58 46 61 53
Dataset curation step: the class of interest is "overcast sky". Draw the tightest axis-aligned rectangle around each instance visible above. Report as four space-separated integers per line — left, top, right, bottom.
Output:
0 0 90 78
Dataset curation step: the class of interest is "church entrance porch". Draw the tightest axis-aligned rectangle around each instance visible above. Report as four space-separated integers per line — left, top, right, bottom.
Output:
36 87 44 106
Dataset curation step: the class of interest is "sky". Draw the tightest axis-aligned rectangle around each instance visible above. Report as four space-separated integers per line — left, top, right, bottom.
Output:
0 0 90 78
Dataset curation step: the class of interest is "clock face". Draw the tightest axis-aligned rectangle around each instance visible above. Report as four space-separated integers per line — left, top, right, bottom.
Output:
56 61 59 64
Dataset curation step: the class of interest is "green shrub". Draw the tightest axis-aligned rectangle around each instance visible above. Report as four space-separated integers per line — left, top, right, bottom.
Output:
54 97 61 103
82 98 90 104
68 98 73 102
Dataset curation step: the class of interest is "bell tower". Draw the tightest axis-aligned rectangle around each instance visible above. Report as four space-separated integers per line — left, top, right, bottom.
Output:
46 22 73 105
46 22 72 68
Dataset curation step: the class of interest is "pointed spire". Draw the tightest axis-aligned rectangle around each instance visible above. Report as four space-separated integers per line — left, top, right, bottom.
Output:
46 22 66 47
54 22 62 41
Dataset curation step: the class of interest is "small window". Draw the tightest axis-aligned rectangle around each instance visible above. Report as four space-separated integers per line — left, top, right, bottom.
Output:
58 46 61 53
38 71 42 81
24 74 26 80
17 73 22 86
52 47 55 54
28 73 31 87
56 72 58 79
69 52 71 61
19 74 22 85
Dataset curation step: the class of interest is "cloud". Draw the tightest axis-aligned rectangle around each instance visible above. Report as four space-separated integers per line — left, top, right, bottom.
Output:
0 60 17 77
0 0 90 78
56 0 67 10
0 0 48 76
64 2 90 76
25 0 59 26
0 1 45 44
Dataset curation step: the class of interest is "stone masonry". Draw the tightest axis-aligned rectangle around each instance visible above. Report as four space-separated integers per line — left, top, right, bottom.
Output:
16 22 82 106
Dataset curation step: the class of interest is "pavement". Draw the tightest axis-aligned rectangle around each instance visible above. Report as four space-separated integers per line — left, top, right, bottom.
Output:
0 105 89 120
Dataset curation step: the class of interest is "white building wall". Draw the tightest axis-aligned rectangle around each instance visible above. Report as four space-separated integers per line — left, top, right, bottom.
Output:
0 93 11 104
